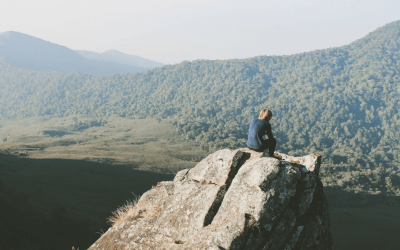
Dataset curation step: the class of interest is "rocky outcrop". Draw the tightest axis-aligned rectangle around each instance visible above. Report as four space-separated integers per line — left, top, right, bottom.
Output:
89 149 332 250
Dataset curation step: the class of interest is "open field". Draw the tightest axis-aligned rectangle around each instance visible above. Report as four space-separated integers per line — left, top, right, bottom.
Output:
0 116 206 174
1 116 400 249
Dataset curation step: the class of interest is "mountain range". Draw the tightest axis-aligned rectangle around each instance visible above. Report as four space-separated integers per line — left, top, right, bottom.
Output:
0 31 163 76
1 20 400 197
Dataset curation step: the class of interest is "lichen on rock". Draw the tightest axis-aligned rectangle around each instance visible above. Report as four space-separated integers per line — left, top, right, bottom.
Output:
89 149 332 250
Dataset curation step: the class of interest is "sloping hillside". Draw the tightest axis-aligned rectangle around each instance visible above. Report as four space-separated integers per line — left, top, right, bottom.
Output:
76 49 163 69
0 31 156 75
1 21 400 195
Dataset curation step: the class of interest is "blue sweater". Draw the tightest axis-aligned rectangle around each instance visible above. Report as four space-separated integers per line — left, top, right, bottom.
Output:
247 118 273 149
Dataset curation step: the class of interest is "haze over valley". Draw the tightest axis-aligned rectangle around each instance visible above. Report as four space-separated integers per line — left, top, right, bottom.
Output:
1 20 400 250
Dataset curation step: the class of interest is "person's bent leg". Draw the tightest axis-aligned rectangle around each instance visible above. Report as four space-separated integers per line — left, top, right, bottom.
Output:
265 138 276 157
261 138 276 157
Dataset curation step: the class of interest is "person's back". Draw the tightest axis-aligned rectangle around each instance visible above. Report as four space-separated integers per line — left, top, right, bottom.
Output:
246 108 276 157
247 118 270 149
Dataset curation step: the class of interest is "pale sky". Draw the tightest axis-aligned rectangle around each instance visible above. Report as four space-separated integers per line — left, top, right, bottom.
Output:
1 0 399 64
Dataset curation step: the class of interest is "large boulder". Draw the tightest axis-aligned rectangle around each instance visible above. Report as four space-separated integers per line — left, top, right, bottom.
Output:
89 149 332 250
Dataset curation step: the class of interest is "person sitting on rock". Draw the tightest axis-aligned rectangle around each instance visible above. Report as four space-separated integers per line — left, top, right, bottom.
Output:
247 108 276 157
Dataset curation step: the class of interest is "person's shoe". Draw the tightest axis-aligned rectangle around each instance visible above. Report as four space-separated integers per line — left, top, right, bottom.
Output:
271 153 282 160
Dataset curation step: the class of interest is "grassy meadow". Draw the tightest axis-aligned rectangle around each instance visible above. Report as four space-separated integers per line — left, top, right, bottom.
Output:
0 116 399 249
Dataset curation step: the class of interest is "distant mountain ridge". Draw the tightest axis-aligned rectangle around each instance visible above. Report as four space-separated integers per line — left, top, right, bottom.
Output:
0 31 162 76
75 49 163 69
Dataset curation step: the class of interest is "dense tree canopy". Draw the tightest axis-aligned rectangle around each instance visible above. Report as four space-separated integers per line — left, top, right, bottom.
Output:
1 21 400 195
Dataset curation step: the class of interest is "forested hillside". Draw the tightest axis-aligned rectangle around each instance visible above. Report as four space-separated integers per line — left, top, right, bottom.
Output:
1 21 400 195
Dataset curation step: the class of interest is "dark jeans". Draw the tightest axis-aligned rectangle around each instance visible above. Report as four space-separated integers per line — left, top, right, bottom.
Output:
248 138 276 157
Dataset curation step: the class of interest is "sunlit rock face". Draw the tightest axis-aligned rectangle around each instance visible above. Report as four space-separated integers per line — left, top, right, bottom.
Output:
89 149 332 250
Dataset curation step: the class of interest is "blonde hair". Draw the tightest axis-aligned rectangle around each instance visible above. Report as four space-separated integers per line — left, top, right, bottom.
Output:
258 108 273 121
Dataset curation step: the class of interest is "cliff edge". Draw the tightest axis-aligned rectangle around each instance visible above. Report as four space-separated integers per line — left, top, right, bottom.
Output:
89 149 332 250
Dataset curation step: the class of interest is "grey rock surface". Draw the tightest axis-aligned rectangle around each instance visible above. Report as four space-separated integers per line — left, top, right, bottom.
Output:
89 149 332 250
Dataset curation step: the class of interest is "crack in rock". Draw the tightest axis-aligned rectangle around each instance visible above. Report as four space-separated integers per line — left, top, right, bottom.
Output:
88 149 332 250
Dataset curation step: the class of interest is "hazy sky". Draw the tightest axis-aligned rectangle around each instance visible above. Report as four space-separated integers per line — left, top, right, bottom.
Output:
1 0 399 64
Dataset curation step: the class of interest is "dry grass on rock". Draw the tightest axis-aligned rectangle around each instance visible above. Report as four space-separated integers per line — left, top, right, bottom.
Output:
107 195 161 226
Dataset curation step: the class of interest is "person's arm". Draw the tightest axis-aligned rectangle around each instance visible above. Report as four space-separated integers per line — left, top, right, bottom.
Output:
266 123 274 139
